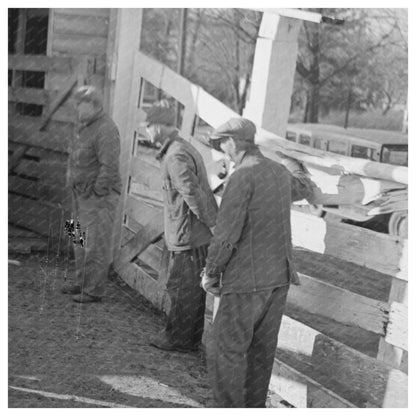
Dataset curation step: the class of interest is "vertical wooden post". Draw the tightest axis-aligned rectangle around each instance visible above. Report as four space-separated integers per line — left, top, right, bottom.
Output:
243 13 301 137
377 240 408 368
105 9 144 258
377 277 407 368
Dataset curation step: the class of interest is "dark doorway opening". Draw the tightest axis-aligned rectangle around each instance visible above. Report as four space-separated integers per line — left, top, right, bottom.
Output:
8 8 49 117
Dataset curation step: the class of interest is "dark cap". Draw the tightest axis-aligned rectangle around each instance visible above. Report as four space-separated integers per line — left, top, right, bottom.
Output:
209 118 256 151
72 85 103 107
144 99 176 127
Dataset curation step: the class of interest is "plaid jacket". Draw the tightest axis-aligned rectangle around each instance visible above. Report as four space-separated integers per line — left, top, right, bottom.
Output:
157 132 218 251
205 148 313 294
66 110 121 197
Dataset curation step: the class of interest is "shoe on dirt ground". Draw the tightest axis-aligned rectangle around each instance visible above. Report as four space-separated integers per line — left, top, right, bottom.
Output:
149 334 199 353
72 293 101 303
61 284 81 295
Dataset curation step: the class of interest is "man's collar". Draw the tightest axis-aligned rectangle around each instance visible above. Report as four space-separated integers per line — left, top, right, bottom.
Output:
81 108 105 127
156 130 180 161
234 147 262 167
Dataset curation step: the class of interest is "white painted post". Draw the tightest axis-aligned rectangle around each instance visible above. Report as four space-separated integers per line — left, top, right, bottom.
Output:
104 8 144 257
243 13 302 138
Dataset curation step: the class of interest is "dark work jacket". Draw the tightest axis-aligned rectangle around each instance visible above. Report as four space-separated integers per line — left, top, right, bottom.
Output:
205 148 313 294
66 110 122 197
157 132 218 251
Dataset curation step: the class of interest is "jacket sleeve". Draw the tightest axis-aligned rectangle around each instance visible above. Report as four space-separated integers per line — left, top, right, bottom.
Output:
93 124 121 196
205 169 253 275
167 153 215 227
291 173 315 202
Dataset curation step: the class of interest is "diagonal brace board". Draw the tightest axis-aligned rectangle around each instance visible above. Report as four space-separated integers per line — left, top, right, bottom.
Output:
114 210 164 269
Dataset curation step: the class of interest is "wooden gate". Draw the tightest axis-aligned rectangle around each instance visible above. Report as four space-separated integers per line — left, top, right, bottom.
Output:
113 51 408 408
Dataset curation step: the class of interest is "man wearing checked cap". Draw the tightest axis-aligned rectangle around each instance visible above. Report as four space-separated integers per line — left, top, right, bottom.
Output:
143 100 218 353
202 117 313 407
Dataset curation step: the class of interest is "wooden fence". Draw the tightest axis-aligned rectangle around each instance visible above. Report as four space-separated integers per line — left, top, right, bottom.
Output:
112 51 408 408
8 54 88 242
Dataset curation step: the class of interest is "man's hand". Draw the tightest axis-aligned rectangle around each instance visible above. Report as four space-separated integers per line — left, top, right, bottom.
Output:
200 268 221 297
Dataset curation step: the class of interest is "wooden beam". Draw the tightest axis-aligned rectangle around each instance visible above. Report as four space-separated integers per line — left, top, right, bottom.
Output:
51 34 108 55
8 194 64 237
274 315 407 407
258 134 408 185
289 273 388 335
8 54 76 73
9 117 72 153
8 176 69 204
270 359 354 408
385 302 407 351
290 209 407 280
52 13 109 37
8 87 50 105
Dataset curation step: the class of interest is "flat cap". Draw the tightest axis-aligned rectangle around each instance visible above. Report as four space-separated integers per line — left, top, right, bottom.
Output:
210 118 256 142
72 85 103 107
144 100 176 127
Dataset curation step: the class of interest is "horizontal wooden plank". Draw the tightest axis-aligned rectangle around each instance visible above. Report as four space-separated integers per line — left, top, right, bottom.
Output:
8 54 77 73
9 116 73 153
288 273 388 335
52 8 111 17
130 183 163 203
125 194 163 228
8 87 50 105
8 176 70 205
53 13 109 37
52 33 108 55
8 194 65 237
385 302 407 351
291 209 407 280
270 358 354 408
130 156 162 190
12 159 67 184
138 244 163 273
8 142 68 162
275 315 407 407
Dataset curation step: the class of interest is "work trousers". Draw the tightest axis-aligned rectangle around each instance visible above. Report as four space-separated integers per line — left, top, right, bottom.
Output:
209 284 290 408
71 189 119 298
164 244 208 348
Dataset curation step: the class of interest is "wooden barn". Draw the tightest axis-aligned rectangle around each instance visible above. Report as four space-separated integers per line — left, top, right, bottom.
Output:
8 8 408 408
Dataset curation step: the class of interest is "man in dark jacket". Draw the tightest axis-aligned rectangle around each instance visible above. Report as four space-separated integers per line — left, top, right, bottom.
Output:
202 118 312 407
62 85 121 303
145 101 218 352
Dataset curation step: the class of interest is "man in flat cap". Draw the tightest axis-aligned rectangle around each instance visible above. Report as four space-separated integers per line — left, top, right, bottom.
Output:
202 118 312 407
62 85 121 303
144 100 218 352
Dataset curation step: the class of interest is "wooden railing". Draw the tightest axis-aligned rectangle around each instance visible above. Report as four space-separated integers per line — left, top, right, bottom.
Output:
113 51 408 408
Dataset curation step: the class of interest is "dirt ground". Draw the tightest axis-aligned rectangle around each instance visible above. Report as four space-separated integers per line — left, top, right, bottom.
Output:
8 254 211 408
8 236 399 407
